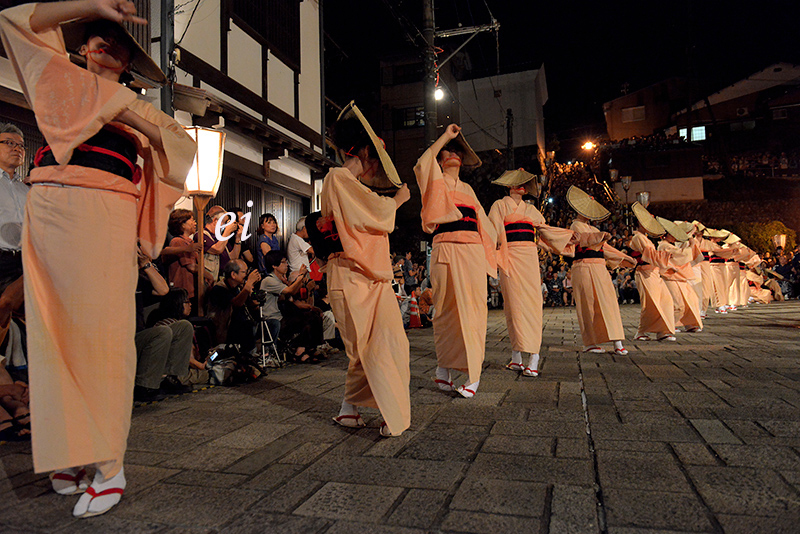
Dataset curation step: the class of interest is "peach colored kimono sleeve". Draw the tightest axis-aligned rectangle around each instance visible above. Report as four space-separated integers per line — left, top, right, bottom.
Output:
127 100 196 258
0 4 138 164
536 223 576 256
413 147 461 233
488 199 510 273
321 168 396 281
574 230 608 249
472 189 498 277
603 244 636 269
631 233 672 270
657 240 697 281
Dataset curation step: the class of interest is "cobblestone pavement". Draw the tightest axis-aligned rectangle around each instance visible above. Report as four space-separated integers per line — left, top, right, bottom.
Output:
3 301 800 533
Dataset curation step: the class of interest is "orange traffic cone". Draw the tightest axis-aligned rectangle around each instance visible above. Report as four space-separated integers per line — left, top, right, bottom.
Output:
408 296 423 328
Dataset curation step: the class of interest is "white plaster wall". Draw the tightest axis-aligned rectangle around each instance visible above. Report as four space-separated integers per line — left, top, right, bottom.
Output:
267 120 306 147
174 0 220 69
299 0 321 132
228 24 263 96
269 155 311 185
224 129 264 166
267 51 295 117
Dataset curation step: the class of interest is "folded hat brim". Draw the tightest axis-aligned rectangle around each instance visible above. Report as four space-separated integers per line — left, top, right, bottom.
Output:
337 101 402 189
632 202 665 237
567 185 610 221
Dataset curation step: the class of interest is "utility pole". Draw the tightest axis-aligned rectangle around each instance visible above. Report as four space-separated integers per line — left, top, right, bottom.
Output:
506 108 514 170
160 0 174 115
422 0 437 146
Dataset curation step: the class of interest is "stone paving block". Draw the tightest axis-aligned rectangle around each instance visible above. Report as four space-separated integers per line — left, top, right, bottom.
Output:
686 466 800 516
56 517 166 534
689 419 743 444
253 474 323 513
592 440 668 453
279 442 334 465
387 488 449 529
592 421 700 442
124 450 173 467
440 510 540 534
306 456 466 490
450 477 547 517
597 451 693 493
716 514 800 534
127 431 204 455
556 438 591 459
492 420 585 439
217 511 330 534
245 464 304 492
398 435 483 462
123 465 182 496
468 453 593 485
294 481 403 522
0 490 74 532
481 435 553 457
548 484 597 534
670 443 720 466
226 437 304 474
163 470 249 489
209 422 298 449
604 488 713 532
159 444 252 472
710 443 800 471
325 520 428 534
363 431 419 458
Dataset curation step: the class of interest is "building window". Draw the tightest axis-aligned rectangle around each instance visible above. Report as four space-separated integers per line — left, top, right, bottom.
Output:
621 105 646 123
773 109 788 120
393 106 425 129
678 128 688 140
690 126 706 141
231 0 300 72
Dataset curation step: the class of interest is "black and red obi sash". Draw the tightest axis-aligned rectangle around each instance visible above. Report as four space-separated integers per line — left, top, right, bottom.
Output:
434 205 479 236
739 262 747 270
709 256 725 264
702 252 710 261
34 128 140 183
306 211 344 257
504 221 536 243
629 250 649 266
574 246 604 260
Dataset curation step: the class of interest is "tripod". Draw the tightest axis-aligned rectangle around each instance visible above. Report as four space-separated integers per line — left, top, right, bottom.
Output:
255 306 284 368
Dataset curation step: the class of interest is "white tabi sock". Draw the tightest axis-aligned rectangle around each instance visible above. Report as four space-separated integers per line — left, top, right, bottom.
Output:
527 353 540 371
511 350 523 365
339 400 358 417
435 367 451 383
613 340 624 350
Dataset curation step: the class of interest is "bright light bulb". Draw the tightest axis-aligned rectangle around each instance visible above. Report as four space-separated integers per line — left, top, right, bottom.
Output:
434 88 444 101
582 141 596 151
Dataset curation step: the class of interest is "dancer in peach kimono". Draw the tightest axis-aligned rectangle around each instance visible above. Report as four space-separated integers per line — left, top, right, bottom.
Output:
723 232 743 310
488 169 574 377
0 0 196 518
414 124 497 398
628 203 676 341
566 186 634 355
323 102 411 437
656 217 704 333
703 229 736 314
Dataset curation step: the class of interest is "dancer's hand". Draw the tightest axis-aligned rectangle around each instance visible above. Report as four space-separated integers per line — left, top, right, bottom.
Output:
91 0 148 25
444 124 461 140
394 184 411 208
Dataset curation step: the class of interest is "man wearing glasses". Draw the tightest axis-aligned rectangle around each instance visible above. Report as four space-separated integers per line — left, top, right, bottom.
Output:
0 123 28 329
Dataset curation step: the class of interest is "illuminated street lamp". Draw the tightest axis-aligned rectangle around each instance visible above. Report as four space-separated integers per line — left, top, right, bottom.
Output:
434 87 444 101
581 141 596 151
183 126 226 314
636 191 650 208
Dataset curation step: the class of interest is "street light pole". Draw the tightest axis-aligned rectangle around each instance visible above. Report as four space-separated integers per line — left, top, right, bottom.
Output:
423 0 437 146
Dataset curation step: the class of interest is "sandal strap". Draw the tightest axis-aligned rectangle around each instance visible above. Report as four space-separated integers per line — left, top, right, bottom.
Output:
51 468 87 483
333 414 362 422
433 379 453 386
86 486 125 498
461 387 475 395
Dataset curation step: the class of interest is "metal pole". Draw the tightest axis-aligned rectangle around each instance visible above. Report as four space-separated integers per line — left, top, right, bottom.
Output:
423 0 437 146
506 108 514 170
161 0 174 115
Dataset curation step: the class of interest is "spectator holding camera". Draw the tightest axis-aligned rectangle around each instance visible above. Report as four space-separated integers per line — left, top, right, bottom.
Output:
206 259 261 353
260 251 307 351
203 206 240 281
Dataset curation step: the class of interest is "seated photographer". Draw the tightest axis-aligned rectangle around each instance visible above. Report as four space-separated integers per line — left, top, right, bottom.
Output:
260 250 324 363
206 259 261 354
134 249 193 403
0 355 29 441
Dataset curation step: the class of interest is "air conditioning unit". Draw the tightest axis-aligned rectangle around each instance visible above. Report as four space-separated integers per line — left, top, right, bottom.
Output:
736 107 749 117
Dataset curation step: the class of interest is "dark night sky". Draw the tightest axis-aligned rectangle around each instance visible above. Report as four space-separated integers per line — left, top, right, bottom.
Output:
324 0 800 151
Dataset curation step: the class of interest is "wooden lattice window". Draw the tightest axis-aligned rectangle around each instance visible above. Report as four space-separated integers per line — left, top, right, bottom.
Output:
231 0 301 72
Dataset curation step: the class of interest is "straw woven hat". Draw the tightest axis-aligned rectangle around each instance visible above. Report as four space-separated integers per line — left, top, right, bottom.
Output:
691 220 707 231
442 131 481 168
703 228 729 239
62 18 167 86
657 216 689 242
492 168 540 196
336 101 402 191
632 202 665 236
723 233 741 245
567 186 610 221
675 221 695 235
